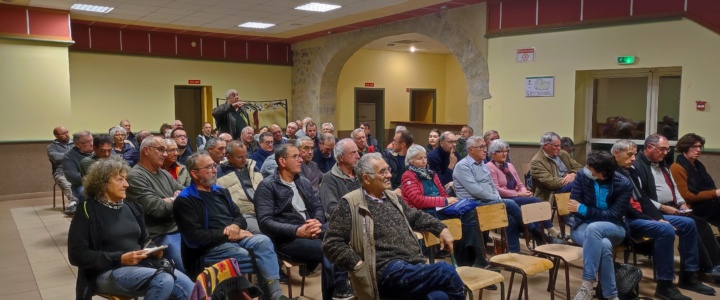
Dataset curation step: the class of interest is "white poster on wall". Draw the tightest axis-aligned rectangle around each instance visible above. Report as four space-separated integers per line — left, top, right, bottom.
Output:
525 76 554 97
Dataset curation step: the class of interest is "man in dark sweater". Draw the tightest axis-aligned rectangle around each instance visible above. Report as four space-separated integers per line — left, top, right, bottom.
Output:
47 126 76 212
312 133 336 174
251 132 275 171
62 130 94 215
297 137 322 197
174 152 295 300
427 131 460 188
323 153 464 299
319 138 360 219
385 129 413 192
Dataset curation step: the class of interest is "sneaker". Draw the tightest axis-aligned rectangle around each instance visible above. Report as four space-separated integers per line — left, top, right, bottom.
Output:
572 285 593 300
546 234 567 245
678 272 716 296
64 202 78 215
703 264 720 281
655 280 691 300
332 283 354 300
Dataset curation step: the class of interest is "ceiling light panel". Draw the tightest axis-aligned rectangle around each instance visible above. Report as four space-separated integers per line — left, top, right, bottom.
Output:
239 22 276 29
295 2 342 13
71 4 115 13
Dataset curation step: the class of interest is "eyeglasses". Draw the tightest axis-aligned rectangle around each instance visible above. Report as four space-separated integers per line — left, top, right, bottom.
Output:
166 148 179 154
195 165 216 172
443 140 458 145
690 144 703 150
470 145 487 150
377 168 392 176
147 146 167 153
261 141 274 145
650 144 670 153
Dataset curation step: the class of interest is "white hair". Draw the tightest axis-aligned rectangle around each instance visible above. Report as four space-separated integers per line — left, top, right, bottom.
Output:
405 144 426 166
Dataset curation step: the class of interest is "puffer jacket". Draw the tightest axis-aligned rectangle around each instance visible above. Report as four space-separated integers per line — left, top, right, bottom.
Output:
570 170 632 228
400 170 448 209
255 172 326 244
216 160 263 214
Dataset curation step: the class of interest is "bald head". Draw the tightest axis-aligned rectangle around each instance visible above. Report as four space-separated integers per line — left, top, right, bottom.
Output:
53 126 70 143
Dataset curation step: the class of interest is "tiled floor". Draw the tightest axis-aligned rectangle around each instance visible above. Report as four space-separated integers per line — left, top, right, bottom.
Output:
0 196 717 300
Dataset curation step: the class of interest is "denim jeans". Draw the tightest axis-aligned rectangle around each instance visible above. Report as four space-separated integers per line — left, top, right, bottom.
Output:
152 232 185 274
378 260 465 300
72 186 86 204
570 221 625 298
474 199 522 253
95 266 193 300
628 215 699 280
204 234 279 281
53 171 76 202
557 181 575 193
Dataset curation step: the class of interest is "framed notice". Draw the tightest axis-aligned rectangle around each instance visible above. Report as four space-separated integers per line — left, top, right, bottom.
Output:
525 76 554 97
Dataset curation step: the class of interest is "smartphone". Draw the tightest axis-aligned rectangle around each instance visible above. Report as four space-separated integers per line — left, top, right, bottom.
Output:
678 209 693 214
144 245 168 255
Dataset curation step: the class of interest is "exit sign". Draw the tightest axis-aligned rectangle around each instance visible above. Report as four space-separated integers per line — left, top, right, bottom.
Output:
617 56 636 65
188 80 201 84
364 82 374 87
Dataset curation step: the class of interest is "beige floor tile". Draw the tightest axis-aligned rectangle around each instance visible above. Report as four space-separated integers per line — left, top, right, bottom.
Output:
36 274 75 290
0 271 35 286
33 266 74 280
31 259 71 272
38 284 74 299
0 290 42 300
0 280 38 296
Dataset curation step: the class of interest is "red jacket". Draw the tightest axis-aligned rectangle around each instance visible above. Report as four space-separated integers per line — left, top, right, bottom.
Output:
400 170 448 209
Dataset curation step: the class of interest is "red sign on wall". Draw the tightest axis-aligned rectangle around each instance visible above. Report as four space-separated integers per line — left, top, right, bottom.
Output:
364 82 374 87
188 80 201 84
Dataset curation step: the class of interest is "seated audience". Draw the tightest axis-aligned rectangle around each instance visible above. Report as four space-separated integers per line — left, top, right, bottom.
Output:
120 119 137 148
62 131 94 214
613 139 716 299
304 122 320 149
205 138 227 167
80 134 114 177
126 137 186 273
172 120 193 150
482 130 508 163
486 139 564 243
359 122 379 150
295 117 313 138
251 132 275 171
351 128 375 156
217 133 233 144
319 138 360 219
172 128 193 165
269 124 287 147
48 126 77 208
427 131 459 189
530 132 583 203
240 126 259 155
260 154 278 178
110 126 137 167
297 137 322 196
159 123 172 138
284 122 299 140
568 151 631 300
173 152 295 300
402 145 491 268
196 122 213 151
162 139 191 187
456 125 473 159
130 130 153 165
323 153 464 299
321 122 335 136
68 157 193 300
385 125 407 149
561 137 575 156
313 133 336 174
453 136 526 253
254 144 330 299
426 128 440 151
385 129 413 191
636 134 720 279
217 141 263 234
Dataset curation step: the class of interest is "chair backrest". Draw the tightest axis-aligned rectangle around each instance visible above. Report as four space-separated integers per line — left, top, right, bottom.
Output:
475 202 508 231
520 202 552 224
423 219 463 247
554 193 571 216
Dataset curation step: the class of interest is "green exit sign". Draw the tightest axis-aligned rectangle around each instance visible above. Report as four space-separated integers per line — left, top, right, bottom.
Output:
617 56 636 65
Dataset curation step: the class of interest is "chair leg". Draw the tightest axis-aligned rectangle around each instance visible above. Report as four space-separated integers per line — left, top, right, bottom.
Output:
300 271 306 296
53 183 57 208
499 282 505 300
286 266 292 298
506 271 515 300
564 261 571 299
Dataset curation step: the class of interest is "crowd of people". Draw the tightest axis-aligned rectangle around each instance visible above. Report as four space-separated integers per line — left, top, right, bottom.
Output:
47 89 720 300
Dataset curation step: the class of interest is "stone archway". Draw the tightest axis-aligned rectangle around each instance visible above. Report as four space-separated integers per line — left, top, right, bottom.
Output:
291 4 489 133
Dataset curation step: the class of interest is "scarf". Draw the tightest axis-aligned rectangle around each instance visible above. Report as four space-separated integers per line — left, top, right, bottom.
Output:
408 165 434 181
497 162 517 190
675 154 716 195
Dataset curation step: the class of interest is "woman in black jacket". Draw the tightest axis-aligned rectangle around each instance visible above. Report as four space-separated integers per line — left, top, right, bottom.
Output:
68 157 193 300
568 151 632 300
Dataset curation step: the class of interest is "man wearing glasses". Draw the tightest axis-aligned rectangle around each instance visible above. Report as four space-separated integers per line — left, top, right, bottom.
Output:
61 130 94 215
126 136 186 273
172 128 193 165
251 132 276 172
313 133 337 174
530 131 583 203
427 131 460 190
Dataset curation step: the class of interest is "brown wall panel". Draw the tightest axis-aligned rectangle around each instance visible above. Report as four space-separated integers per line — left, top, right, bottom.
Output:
90 26 121 51
247 42 267 62
177 35 201 58
583 0 631 20
687 0 720 28
70 23 90 49
226 39 247 61
121 29 149 54
28 10 69 38
0 6 27 36
202 37 225 59
538 0 581 25
633 0 684 16
268 43 288 64
487 1 501 30
501 0 537 28
149 32 175 56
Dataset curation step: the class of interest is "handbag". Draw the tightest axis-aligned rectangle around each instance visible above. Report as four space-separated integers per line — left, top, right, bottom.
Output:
438 198 480 216
137 257 176 290
596 262 643 300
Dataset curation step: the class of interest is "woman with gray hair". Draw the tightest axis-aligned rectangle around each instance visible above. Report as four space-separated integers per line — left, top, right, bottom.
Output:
68 157 193 300
401 144 492 268
110 126 137 166
486 139 565 244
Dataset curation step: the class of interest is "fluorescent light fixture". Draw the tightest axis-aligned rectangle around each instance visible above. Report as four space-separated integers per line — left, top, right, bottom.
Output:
238 22 275 29
295 2 342 12
70 4 114 13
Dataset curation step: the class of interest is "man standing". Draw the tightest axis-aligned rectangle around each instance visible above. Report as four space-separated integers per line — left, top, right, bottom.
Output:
213 89 250 140
79 134 114 177
241 126 259 155
284 122 299 140
297 137 322 196
126 137 185 273
217 141 263 234
456 125 473 159
427 131 459 188
251 132 275 171
62 131 94 214
174 152 296 300
313 133 337 174
196 122 213 151
530 132 583 203
323 153 464 299
386 129 413 191
172 128 193 165
47 126 76 211
613 139 716 299
453 136 527 253
319 138 360 219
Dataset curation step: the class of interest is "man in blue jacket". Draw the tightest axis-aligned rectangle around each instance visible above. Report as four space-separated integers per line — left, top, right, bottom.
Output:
428 131 459 189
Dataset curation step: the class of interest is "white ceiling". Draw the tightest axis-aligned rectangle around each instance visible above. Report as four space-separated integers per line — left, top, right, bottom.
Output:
362 33 451 54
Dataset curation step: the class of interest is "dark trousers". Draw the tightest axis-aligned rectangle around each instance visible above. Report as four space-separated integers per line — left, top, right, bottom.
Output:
628 215 699 281
686 212 720 269
378 260 465 300
276 237 347 300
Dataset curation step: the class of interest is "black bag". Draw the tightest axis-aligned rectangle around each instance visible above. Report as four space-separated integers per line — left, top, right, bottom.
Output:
137 258 176 290
596 262 643 300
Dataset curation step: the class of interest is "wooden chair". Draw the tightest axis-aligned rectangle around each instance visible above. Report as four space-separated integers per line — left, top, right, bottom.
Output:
52 182 66 210
477 203 555 300
519 201 584 299
280 260 307 298
424 219 505 300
